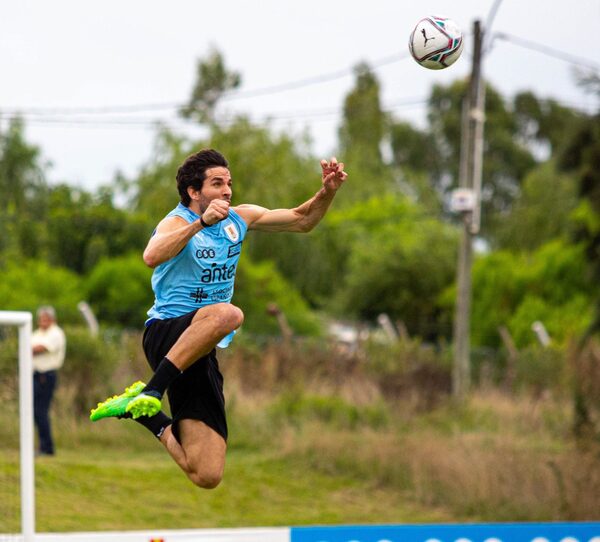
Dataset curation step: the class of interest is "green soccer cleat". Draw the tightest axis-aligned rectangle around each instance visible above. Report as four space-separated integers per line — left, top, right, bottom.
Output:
125 392 162 420
90 381 147 422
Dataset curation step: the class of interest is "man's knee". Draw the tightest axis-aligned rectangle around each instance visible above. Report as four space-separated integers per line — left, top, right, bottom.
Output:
212 303 244 334
189 468 223 489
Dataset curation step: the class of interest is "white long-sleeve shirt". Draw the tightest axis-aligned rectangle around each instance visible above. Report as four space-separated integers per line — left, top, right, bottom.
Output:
32 324 66 372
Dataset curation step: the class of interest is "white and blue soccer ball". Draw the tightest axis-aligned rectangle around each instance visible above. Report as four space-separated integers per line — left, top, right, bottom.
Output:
409 15 464 70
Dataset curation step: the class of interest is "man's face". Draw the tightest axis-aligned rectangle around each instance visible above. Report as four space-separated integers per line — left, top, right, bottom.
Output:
38 313 53 330
195 166 232 213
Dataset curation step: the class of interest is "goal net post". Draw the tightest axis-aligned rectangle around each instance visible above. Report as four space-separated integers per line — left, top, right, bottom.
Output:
0 311 35 542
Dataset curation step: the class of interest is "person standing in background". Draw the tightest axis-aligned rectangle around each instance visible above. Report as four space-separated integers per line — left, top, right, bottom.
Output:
32 306 66 456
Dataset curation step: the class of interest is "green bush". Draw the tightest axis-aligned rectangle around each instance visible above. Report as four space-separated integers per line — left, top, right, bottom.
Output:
332 196 458 339
84 253 153 328
233 257 322 336
0 259 84 324
60 326 121 415
470 240 593 349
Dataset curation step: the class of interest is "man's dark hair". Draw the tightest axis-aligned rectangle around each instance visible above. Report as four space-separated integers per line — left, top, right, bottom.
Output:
176 149 228 206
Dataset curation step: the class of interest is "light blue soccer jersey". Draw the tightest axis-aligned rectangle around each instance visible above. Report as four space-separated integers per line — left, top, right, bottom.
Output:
146 203 247 328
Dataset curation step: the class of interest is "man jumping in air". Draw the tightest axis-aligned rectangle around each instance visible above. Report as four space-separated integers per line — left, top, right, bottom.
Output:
90 149 347 488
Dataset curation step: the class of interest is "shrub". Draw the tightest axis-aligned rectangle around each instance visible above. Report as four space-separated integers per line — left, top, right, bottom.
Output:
60 326 121 415
84 253 153 328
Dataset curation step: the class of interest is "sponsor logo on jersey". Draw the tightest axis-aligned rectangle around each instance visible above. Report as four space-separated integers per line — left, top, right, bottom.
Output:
195 248 216 259
227 242 243 258
201 262 236 283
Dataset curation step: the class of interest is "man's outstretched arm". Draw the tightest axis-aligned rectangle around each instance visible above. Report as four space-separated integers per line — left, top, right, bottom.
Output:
235 158 348 232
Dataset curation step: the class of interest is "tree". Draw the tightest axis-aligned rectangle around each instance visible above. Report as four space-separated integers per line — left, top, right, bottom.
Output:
179 47 241 125
131 128 196 223
332 195 458 340
46 184 150 274
0 117 46 214
558 111 600 338
494 160 579 251
0 259 83 324
513 91 580 155
467 240 592 348
233 257 322 336
339 63 386 167
338 63 394 202
0 117 48 261
389 120 440 176
427 80 536 235
85 253 153 328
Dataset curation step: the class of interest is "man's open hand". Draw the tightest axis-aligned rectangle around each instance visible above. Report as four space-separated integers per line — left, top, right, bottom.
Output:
321 157 348 192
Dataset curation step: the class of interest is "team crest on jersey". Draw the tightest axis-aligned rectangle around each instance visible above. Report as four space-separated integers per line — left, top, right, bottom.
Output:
224 223 239 242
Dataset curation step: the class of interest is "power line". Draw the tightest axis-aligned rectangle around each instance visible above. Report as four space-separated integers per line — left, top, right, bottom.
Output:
0 97 429 129
2 31 595 121
493 32 600 71
1 29 595 131
3 93 593 131
221 51 411 101
1 51 412 117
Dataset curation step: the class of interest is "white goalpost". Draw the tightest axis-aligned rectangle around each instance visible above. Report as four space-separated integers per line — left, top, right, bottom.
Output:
0 311 35 542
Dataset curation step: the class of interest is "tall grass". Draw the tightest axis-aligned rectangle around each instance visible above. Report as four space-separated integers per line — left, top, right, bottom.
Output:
2 331 600 532
222 339 600 522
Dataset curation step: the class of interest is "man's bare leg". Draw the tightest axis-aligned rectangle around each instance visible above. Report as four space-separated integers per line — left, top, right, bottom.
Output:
125 302 244 415
159 419 226 488
167 302 244 370
90 303 239 462
151 304 235 487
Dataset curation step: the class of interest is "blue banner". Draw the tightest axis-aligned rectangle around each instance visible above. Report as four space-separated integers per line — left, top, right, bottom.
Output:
291 523 600 542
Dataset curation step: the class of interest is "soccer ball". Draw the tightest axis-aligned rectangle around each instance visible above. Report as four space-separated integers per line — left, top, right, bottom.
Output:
409 15 464 70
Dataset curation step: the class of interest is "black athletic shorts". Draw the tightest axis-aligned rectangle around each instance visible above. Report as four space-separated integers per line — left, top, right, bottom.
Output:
142 310 228 442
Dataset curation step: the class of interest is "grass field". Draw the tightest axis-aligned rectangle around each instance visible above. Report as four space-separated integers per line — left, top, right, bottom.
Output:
2 415 454 533
2 339 600 534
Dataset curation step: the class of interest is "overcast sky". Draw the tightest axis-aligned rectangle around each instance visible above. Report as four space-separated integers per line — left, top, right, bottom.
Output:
1 0 599 192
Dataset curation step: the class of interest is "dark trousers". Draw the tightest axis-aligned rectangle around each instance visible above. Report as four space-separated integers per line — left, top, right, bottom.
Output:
33 370 57 455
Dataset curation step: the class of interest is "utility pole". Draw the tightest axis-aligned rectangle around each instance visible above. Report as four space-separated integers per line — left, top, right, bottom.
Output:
452 20 484 400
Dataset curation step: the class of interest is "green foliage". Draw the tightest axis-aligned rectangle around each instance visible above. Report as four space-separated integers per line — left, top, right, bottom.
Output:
465 250 527 347
332 195 458 338
390 120 439 175
558 112 600 337
0 117 45 215
60 326 121 414
211 118 317 208
426 80 537 237
84 253 153 328
0 259 84 324
336 64 398 205
269 392 389 430
509 294 591 349
0 117 48 262
513 91 580 154
179 47 241 124
494 161 579 251
0 49 595 382
46 184 151 274
339 63 387 179
469 240 593 348
132 128 200 223
233 256 321 336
